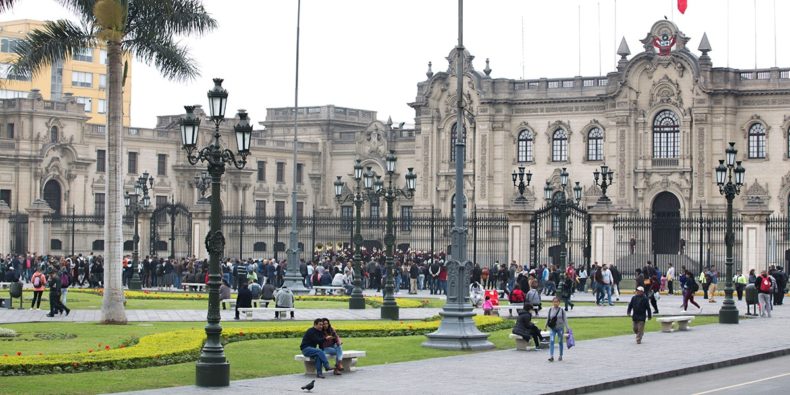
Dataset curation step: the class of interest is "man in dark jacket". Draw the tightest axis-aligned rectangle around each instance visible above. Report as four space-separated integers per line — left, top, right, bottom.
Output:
234 281 252 320
300 319 336 378
627 286 652 344
47 271 70 317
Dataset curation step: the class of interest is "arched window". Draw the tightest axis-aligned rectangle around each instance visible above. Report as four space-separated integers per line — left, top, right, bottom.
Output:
450 193 467 221
50 126 59 143
587 127 604 161
552 129 568 162
517 130 534 162
653 110 680 158
748 123 766 159
450 122 466 162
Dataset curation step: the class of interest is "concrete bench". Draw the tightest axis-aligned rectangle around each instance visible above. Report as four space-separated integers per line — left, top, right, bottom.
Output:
656 316 695 333
0 282 12 289
509 330 568 350
221 298 273 310
313 286 345 295
493 305 522 316
181 283 206 292
236 307 295 319
294 350 366 375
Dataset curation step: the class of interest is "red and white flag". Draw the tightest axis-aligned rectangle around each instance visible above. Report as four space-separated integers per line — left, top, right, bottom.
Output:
678 0 687 14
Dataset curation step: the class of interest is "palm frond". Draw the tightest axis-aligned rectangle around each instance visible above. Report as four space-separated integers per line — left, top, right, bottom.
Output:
0 0 19 12
56 0 98 21
128 0 216 37
125 35 198 81
10 19 96 79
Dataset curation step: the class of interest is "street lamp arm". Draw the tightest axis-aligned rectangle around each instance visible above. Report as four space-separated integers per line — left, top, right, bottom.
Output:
394 188 414 200
335 192 356 205
222 148 248 170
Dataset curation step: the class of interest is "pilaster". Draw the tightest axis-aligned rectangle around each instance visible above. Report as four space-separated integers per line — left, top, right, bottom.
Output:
26 199 54 255
740 206 773 274
506 199 534 265
191 199 212 260
588 202 620 266
0 201 11 254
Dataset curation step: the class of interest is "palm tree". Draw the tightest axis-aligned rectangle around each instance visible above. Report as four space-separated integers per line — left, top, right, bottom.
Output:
1 0 216 324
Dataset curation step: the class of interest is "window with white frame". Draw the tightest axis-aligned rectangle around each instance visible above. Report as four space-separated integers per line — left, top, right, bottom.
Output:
99 49 107 64
748 123 766 159
71 71 92 87
517 129 534 162
0 63 30 81
587 127 604 161
652 110 680 158
97 99 106 114
99 74 107 89
73 47 93 62
551 128 568 162
75 96 92 112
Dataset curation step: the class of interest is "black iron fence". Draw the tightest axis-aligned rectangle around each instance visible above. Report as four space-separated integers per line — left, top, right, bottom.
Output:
9 212 28 254
766 216 790 270
44 214 134 255
613 215 742 278
530 204 590 269
220 213 509 265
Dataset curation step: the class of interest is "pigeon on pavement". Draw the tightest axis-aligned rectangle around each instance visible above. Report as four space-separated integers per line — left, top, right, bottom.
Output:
301 380 315 391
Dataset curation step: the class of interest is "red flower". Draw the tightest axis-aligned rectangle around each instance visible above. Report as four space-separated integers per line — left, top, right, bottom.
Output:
72 362 79 367
239 331 245 336
15 352 21 356
88 349 93 353
105 345 110 350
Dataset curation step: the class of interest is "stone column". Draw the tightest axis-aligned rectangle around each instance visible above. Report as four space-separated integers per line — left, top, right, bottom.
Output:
506 202 534 265
137 207 153 258
191 199 211 260
740 205 773 275
588 203 620 267
26 199 54 255
0 200 11 254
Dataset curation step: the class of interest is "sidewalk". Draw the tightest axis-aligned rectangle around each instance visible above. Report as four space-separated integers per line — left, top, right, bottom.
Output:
118 304 790 395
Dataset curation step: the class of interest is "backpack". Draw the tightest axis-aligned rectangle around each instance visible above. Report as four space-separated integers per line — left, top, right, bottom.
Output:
33 274 41 287
689 279 699 293
760 276 772 293
60 272 70 288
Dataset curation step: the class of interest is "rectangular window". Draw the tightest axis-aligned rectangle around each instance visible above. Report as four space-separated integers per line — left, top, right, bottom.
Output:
96 149 106 172
156 195 168 208
562 80 574 88
255 200 266 218
94 193 105 215
276 162 285 183
257 161 266 181
0 38 20 53
97 99 107 114
157 154 167 176
400 206 413 231
0 63 30 81
73 47 93 62
296 163 304 184
0 189 11 208
296 202 304 219
5 123 13 139
75 96 92 112
99 49 107 65
275 201 286 218
127 152 138 174
369 200 380 227
99 74 107 89
341 206 353 231
0 89 26 99
71 71 93 87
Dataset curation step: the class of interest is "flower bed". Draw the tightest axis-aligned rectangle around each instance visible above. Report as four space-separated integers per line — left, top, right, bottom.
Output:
0 316 506 376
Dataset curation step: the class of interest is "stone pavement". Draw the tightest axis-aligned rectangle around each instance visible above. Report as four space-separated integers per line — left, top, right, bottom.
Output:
119 303 790 395
0 293 744 323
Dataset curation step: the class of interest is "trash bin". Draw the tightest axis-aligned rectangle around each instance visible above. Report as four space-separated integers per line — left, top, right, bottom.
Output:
9 281 22 310
744 283 758 316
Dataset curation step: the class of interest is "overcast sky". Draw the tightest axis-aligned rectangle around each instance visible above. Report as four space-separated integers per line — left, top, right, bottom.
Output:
1 0 787 129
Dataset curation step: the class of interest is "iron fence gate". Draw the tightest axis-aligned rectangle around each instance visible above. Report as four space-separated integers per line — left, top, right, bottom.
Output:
530 204 590 269
766 216 790 270
150 203 192 258
9 212 28 255
219 213 509 265
614 215 743 278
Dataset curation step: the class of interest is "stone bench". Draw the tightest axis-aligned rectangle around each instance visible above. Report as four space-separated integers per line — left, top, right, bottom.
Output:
313 286 345 295
181 283 206 292
221 298 273 310
493 305 522 316
509 330 569 351
0 282 12 289
236 307 295 319
656 316 695 333
294 350 366 375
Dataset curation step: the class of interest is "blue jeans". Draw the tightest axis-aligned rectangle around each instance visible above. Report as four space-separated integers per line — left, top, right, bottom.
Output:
549 327 564 358
602 284 613 305
301 347 330 375
418 274 425 290
324 345 343 365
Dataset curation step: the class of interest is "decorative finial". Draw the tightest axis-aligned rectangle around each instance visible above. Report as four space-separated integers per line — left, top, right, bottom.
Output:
483 58 492 77
386 116 393 128
426 61 433 79
617 37 631 59
698 32 712 56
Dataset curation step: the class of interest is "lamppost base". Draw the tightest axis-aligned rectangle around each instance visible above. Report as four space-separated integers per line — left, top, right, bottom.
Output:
196 361 230 387
381 303 399 320
282 276 310 295
128 275 142 291
423 309 494 351
718 305 739 324
349 296 366 309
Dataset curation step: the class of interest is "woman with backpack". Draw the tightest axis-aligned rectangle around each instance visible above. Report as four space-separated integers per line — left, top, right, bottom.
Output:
526 279 542 316
681 270 701 313
30 267 46 310
755 270 775 318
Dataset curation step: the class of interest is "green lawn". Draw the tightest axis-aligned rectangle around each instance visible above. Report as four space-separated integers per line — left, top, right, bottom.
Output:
0 316 719 394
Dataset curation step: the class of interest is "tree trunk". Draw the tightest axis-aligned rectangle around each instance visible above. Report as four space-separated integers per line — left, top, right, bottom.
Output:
101 39 128 324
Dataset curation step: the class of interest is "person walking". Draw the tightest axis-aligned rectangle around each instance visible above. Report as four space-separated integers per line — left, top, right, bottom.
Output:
627 286 652 344
601 264 614 306
708 267 719 303
681 270 701 313
512 303 541 351
734 271 747 301
611 264 622 301
545 297 568 362
46 271 70 317
755 270 775 318
30 267 46 310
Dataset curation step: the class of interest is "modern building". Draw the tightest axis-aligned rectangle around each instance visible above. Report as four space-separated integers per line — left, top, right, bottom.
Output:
0 19 132 127
0 20 787 274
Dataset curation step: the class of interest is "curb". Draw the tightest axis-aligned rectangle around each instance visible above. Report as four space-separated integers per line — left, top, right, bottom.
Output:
542 346 790 395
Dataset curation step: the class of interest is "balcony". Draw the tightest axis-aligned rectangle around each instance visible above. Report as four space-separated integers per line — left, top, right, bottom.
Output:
652 158 679 167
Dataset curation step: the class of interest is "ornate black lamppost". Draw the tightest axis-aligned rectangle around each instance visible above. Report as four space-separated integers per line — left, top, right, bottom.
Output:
715 142 745 324
193 171 211 202
544 168 583 299
180 78 252 387
333 159 371 309
511 164 532 200
592 164 614 203
124 172 153 290
369 150 416 320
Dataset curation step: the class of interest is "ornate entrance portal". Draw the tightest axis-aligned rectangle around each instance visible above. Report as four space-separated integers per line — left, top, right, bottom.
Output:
651 192 681 254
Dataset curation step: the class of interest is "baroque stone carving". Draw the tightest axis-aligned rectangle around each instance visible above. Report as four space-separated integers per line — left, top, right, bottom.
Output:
741 180 770 208
356 121 388 159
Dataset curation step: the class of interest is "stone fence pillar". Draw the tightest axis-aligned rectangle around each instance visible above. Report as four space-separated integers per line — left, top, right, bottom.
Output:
0 200 11 254
506 199 534 266
740 206 772 275
191 200 211 260
588 203 619 266
26 199 53 255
